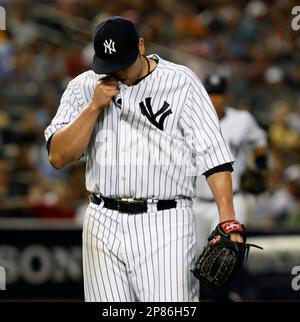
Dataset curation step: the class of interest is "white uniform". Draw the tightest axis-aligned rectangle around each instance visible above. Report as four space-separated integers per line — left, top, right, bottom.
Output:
193 107 267 254
45 55 233 302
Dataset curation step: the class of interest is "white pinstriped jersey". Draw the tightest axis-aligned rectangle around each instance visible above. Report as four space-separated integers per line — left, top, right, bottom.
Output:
195 107 267 198
45 55 233 199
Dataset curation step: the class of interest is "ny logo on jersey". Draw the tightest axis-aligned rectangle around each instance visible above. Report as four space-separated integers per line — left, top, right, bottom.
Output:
103 39 116 54
139 97 172 131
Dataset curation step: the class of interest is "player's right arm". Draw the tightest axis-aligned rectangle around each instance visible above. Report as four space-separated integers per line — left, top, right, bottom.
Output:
47 77 117 169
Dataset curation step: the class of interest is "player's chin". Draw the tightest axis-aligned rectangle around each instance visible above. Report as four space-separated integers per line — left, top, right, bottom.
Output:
117 77 126 84
120 78 134 86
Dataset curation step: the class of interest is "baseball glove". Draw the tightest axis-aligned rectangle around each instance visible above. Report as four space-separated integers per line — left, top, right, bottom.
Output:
240 169 267 195
192 220 262 288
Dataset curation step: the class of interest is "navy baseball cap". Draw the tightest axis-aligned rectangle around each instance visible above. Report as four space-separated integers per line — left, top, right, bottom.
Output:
203 74 228 94
92 16 140 74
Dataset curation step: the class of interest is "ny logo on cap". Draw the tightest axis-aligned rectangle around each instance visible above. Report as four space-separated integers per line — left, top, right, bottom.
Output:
103 39 116 54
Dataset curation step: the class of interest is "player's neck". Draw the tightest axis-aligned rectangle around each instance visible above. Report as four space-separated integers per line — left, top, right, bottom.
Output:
143 56 157 75
133 56 156 85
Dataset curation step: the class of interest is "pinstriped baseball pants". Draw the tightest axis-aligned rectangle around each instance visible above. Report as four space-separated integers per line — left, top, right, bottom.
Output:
82 200 199 302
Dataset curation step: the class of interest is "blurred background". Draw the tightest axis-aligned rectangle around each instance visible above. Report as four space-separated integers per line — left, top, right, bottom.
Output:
0 0 300 301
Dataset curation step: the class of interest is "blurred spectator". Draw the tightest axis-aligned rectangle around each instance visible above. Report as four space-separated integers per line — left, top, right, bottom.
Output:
28 181 75 219
10 4 38 47
268 100 300 155
0 30 15 80
288 98 300 134
252 164 300 228
283 164 300 225
0 158 11 198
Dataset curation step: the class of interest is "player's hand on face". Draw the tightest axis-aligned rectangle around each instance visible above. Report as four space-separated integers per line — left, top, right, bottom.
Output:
91 76 118 111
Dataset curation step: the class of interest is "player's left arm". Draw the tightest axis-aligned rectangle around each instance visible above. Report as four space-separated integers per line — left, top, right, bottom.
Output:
206 169 243 243
178 70 242 242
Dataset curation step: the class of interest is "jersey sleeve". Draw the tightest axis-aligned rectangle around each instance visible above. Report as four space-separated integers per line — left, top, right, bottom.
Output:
244 112 267 148
179 72 234 175
44 78 88 143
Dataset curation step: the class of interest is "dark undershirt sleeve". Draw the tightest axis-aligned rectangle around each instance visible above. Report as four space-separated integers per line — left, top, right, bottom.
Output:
46 134 53 153
204 162 234 179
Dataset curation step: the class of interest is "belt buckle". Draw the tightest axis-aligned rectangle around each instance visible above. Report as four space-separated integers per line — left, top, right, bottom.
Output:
119 198 138 209
120 198 145 205
117 198 146 214
116 199 131 213
117 199 130 212
147 199 158 204
120 198 135 202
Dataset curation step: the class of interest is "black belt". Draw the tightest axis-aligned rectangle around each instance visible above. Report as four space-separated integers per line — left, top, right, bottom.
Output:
90 194 177 214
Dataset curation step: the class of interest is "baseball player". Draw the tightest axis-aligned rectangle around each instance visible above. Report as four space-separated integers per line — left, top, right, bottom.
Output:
193 75 268 255
45 16 243 302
